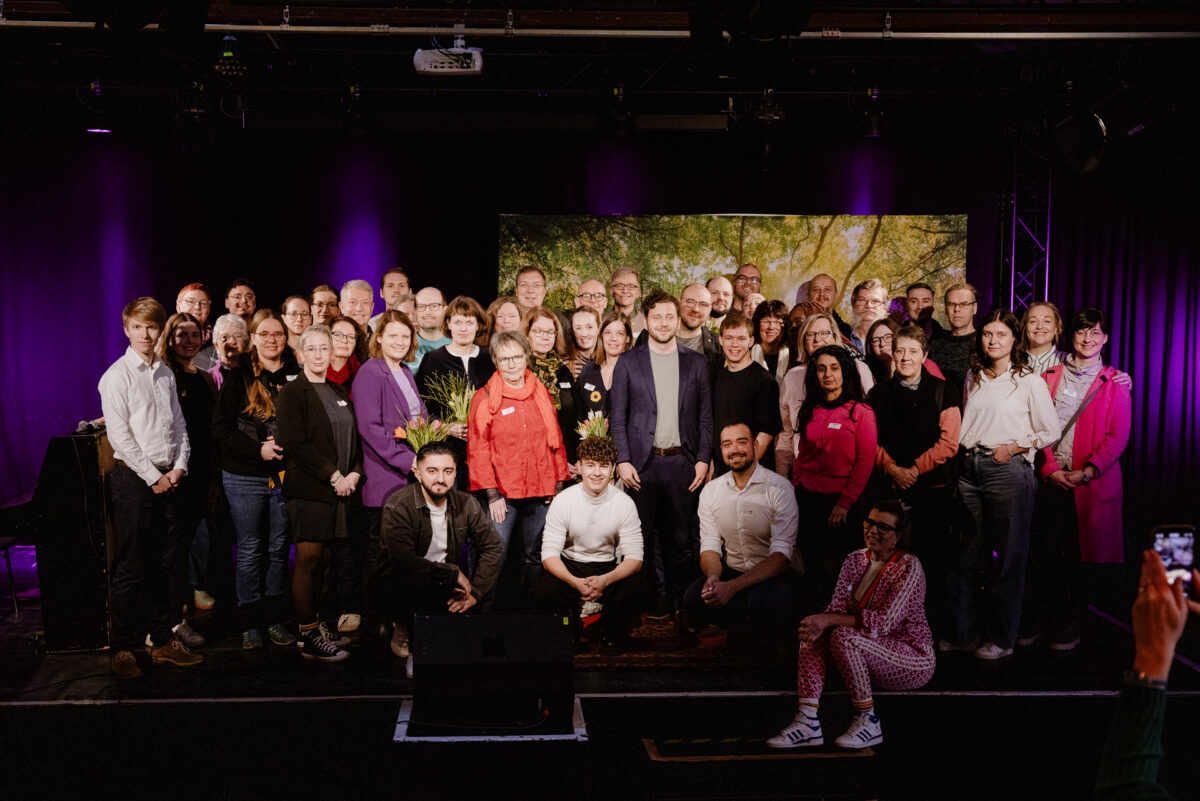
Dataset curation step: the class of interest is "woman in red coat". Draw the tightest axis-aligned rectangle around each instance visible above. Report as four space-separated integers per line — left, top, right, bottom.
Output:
1022 307 1132 650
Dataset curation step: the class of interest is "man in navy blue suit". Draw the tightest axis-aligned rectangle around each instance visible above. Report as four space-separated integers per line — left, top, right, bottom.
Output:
610 290 713 618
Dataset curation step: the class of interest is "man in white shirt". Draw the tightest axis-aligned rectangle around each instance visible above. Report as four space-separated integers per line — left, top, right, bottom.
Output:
533 436 646 650
683 420 799 638
99 297 201 678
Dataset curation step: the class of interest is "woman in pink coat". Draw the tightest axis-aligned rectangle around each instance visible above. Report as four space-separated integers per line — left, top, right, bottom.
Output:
1021 307 1131 650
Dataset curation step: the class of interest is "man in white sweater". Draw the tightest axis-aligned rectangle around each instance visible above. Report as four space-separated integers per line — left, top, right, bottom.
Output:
532 435 646 650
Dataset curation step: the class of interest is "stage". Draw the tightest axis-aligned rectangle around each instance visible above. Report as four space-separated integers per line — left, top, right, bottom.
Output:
1 544 1198 801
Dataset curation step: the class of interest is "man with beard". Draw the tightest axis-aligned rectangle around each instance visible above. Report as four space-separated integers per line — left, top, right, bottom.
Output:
682 420 798 639
376 441 503 677
806 273 852 338
411 286 451 371
904 282 945 341
369 268 411 333
731 263 762 314
847 278 889 355
706 275 734 329
610 290 712 619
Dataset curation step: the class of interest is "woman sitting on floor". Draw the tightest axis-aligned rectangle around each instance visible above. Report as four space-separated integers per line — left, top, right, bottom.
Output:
767 498 935 751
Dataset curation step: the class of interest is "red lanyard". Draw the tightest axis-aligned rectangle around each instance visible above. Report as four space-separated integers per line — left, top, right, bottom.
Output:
850 550 904 613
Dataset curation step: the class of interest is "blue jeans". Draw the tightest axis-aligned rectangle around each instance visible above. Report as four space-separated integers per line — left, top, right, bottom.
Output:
948 453 1036 649
490 496 550 589
222 471 289 615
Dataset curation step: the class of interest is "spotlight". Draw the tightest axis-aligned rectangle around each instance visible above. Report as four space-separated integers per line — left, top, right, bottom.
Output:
214 35 247 81
86 81 112 134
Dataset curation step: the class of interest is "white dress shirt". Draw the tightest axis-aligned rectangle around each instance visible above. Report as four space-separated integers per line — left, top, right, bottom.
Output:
698 462 798 573
99 347 190 486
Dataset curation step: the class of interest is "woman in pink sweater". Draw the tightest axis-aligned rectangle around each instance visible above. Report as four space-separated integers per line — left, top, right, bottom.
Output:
791 345 878 598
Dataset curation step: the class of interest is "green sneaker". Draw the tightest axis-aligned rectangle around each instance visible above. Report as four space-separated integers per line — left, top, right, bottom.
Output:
242 628 265 650
267 623 296 646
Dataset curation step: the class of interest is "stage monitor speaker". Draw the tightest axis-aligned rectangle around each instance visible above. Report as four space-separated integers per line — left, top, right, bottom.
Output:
408 611 575 737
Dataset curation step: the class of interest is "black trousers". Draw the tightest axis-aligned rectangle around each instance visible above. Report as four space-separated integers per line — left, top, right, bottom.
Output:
531 558 649 641
109 464 182 650
627 452 701 611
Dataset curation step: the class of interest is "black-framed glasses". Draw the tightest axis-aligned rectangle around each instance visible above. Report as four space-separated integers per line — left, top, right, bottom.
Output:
863 518 897 536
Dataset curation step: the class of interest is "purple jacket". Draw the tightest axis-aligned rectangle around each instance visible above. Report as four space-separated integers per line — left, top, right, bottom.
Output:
352 357 428 508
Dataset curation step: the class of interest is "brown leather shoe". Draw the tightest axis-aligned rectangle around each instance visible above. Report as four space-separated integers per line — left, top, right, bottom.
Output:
110 649 144 679
147 636 204 667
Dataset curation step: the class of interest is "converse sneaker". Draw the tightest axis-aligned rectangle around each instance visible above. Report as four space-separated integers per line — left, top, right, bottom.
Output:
296 622 351 648
974 642 1014 660
301 629 349 663
766 711 823 749
834 712 882 749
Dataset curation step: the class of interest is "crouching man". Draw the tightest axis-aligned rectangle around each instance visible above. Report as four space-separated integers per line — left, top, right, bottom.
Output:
683 420 800 641
532 435 647 651
377 441 503 676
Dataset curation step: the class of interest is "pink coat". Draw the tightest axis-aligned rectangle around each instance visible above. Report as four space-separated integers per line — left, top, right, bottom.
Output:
1039 365 1132 563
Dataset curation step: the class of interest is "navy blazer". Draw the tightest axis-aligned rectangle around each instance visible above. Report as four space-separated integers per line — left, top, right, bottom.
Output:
609 342 713 472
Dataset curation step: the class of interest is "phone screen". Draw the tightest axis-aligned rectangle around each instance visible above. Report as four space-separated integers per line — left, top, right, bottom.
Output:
1152 527 1195 596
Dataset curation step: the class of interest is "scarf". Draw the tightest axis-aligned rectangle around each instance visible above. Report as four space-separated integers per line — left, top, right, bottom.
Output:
528 351 565 410
479 369 562 454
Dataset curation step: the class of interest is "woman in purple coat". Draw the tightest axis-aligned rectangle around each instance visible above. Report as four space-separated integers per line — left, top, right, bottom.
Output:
352 310 428 648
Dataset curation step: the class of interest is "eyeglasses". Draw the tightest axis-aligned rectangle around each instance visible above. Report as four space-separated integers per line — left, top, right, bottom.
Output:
228 293 255 303
331 331 357 342
179 298 211 309
1075 328 1106 342
863 518 897 536
804 330 835 342
760 318 784 328
854 298 886 308
682 298 712 310
734 275 762 285
497 355 526 366
284 311 312 320
416 303 444 312
577 292 606 302
870 334 894 347
947 301 977 311
529 327 556 337
255 331 285 341
611 282 639 292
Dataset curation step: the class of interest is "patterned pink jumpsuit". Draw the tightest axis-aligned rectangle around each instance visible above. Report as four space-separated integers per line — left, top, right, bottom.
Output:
796 549 936 702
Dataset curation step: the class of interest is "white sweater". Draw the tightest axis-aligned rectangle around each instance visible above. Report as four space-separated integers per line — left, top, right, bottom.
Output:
540 483 644 563
960 366 1061 461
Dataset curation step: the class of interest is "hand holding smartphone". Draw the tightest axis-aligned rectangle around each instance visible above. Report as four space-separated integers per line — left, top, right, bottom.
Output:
1151 524 1196 600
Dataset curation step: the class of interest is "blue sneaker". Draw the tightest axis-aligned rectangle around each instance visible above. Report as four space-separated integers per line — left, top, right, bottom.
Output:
766 712 823 748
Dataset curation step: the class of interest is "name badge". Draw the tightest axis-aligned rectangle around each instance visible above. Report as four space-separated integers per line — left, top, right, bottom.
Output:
337 400 348 407
584 383 596 391
559 382 572 389
827 422 842 430
286 374 298 381
501 406 516 416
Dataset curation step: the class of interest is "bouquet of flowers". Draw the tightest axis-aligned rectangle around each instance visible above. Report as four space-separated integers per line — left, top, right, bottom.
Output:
394 415 448 450
576 410 609 441
421 372 477 426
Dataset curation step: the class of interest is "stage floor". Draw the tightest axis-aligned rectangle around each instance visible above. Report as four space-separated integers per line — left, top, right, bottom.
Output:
2 544 1199 800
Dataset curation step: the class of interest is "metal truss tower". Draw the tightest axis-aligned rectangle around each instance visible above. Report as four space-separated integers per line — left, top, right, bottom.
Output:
998 122 1052 312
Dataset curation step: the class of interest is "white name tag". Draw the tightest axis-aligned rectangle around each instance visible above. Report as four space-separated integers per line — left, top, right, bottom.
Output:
501 406 516 416
584 383 596 391
286 374 298 381
337 400 348 407
827 422 842 430
559 382 572 388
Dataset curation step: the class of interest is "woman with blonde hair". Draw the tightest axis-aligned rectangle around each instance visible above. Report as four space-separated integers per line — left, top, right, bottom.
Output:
575 310 632 424
485 295 523 345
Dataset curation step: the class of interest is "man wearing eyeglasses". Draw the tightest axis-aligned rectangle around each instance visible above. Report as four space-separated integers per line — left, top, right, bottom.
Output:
411 286 451 372
177 283 219 371
514 266 549 317
928 282 979 396
731 264 762 314
847 278 890 355
610 267 645 336
225 279 257 323
574 279 608 315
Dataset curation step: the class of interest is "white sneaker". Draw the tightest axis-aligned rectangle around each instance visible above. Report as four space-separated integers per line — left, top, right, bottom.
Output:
391 623 411 659
338 613 361 633
192 589 215 610
765 711 823 749
834 712 882 749
974 642 1014 660
405 653 414 679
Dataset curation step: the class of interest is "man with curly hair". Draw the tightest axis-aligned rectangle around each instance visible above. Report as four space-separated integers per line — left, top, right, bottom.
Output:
532 435 647 650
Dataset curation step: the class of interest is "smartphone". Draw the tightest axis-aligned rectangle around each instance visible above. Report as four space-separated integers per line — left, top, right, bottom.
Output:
1151 525 1196 599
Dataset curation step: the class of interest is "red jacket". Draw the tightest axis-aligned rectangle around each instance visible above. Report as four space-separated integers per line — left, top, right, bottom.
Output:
468 371 569 499
1040 364 1131 563
792 400 878 510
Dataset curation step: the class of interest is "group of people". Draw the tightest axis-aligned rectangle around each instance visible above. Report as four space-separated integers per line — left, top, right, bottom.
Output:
98 263 1135 750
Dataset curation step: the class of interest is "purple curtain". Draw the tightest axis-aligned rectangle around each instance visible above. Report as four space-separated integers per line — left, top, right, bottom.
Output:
1049 182 1200 531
